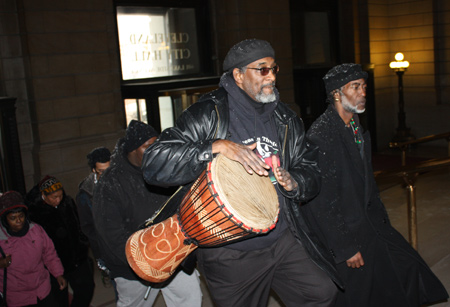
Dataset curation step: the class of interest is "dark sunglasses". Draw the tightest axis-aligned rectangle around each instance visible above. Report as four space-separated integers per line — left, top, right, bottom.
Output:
246 65 279 76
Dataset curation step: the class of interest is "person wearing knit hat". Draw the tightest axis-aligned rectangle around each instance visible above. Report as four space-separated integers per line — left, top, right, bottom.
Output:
321 63 368 119
121 120 159 167
0 190 27 218
141 39 341 306
223 39 275 72
322 63 368 96
92 120 203 306
304 65 448 306
39 175 63 192
0 191 67 306
123 119 158 154
27 175 95 306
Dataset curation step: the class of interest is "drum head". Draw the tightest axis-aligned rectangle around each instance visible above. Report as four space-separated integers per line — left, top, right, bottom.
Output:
210 154 279 231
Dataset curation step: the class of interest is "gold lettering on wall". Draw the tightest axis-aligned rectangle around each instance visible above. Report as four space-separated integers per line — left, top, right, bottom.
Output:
117 7 200 80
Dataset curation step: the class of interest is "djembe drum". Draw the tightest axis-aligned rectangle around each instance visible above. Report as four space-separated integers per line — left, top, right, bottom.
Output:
126 154 279 283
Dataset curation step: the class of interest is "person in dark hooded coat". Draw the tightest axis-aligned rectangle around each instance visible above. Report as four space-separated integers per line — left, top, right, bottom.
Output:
92 120 202 307
76 146 114 289
27 176 95 307
304 63 448 306
76 146 111 263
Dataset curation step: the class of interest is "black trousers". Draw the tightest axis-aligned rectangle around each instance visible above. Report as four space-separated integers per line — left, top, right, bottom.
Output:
50 257 95 307
197 229 338 307
24 291 58 307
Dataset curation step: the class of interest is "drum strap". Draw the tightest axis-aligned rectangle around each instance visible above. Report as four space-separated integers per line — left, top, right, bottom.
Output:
142 105 221 229
141 185 184 228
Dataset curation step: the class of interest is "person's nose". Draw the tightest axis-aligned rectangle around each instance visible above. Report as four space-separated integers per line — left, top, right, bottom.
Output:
360 87 366 97
266 70 276 81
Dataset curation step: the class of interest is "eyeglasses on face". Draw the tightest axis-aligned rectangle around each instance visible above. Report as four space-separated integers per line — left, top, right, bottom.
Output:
246 65 279 76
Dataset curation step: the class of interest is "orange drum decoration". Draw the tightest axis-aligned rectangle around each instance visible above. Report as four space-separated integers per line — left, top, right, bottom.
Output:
126 154 279 283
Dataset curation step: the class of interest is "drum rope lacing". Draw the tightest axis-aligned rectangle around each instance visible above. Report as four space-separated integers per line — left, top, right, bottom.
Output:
178 172 257 247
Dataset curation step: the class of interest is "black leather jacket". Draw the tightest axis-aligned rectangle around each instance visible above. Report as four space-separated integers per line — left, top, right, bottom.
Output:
142 87 343 288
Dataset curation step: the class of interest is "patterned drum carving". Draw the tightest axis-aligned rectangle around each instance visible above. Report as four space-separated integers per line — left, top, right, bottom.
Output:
126 154 279 283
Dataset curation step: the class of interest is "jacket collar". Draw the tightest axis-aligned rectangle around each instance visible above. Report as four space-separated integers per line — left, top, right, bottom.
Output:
219 72 279 118
0 222 35 240
78 172 96 196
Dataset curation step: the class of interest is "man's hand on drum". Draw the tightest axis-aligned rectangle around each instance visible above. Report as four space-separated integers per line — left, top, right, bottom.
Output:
212 140 270 176
271 155 298 192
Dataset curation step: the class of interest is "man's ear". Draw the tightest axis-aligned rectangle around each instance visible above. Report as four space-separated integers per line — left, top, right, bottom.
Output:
334 91 341 101
233 68 244 85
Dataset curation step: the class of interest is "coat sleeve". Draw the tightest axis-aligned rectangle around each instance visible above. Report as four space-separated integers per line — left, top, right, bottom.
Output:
66 195 88 243
92 179 131 268
283 116 321 202
142 101 219 187
76 191 102 259
305 130 360 264
37 224 64 278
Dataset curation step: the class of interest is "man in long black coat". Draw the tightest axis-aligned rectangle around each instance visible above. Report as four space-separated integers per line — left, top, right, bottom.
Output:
304 63 448 306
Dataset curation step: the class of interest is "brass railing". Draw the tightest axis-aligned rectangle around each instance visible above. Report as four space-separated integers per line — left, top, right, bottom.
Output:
374 157 450 250
389 131 450 166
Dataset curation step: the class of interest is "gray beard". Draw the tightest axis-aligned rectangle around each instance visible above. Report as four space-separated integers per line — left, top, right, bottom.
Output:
255 92 276 103
255 86 276 103
342 95 365 114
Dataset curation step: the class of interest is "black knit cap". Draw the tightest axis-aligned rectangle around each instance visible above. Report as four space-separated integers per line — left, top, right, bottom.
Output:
123 120 158 153
323 63 368 94
0 191 27 217
223 39 275 72
87 147 111 169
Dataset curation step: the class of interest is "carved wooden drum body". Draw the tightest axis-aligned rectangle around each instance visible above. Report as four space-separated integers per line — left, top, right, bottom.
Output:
126 154 279 283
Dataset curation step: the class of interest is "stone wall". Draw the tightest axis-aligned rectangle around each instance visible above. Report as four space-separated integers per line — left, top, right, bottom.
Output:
2 0 448 197
368 0 450 149
0 0 123 196
0 0 295 196
434 0 450 105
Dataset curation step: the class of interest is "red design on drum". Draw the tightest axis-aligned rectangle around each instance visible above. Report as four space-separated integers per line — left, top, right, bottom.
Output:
126 154 279 283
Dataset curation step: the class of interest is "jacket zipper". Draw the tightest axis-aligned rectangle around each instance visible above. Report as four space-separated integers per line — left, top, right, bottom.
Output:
282 124 288 164
214 105 220 139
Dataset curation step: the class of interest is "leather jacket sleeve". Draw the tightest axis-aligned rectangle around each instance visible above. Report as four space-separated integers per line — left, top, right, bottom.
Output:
274 105 321 202
142 99 221 187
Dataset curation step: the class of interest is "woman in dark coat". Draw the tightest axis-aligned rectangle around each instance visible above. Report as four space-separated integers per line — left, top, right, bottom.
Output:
27 176 95 307
304 63 448 306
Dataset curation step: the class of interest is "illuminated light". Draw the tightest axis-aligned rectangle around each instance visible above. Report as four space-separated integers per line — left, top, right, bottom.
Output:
389 51 415 143
389 61 410 69
394 52 404 61
389 52 410 71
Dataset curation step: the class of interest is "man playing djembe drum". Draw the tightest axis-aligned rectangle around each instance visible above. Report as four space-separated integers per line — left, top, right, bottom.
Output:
141 39 342 306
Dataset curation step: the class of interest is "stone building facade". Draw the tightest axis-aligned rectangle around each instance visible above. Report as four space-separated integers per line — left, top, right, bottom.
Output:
0 0 449 196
